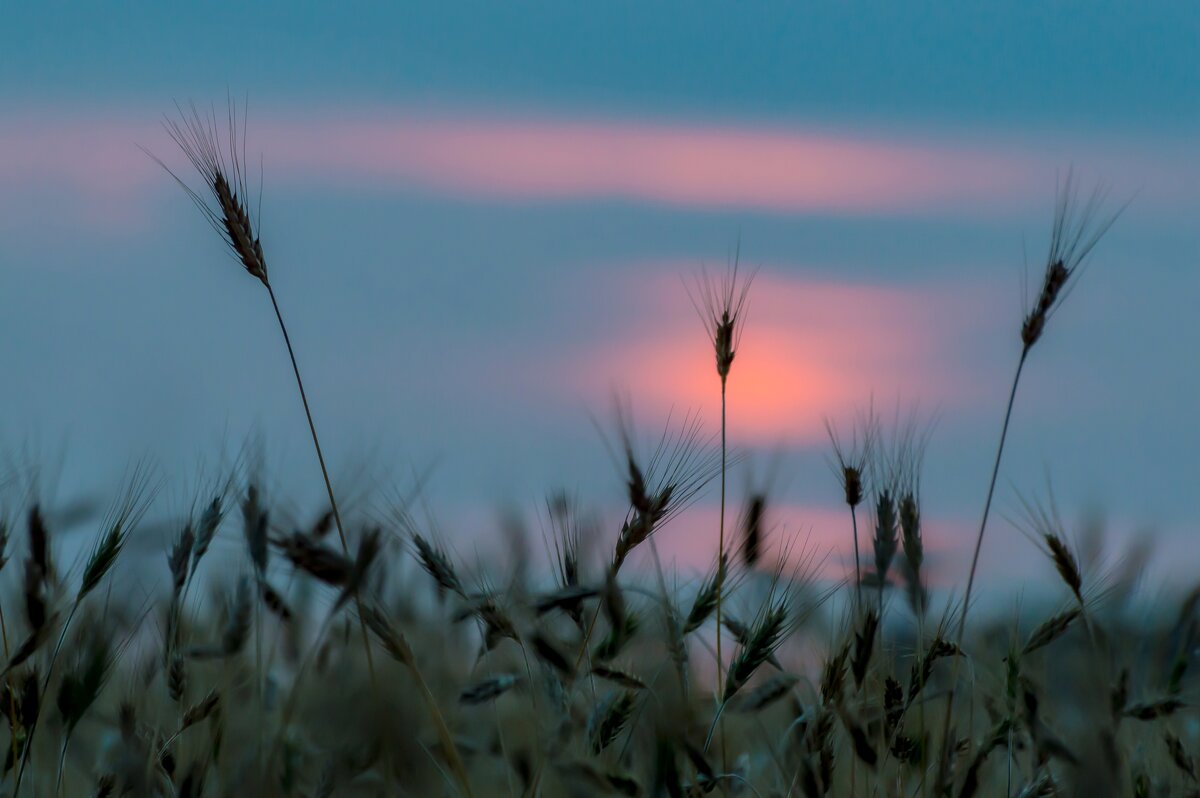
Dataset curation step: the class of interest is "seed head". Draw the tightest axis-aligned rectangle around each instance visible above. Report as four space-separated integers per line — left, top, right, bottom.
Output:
899 493 922 572
1022 608 1081 655
739 493 766 568
459 674 521 705
684 552 728 634
221 578 253 655
898 491 927 614
725 596 790 701
78 517 128 601
333 528 382 612
359 603 416 667
241 483 269 577
872 489 898 583
56 632 113 734
149 100 269 286
588 691 637 753
687 246 755 385
80 467 152 601
547 490 590 593
1020 171 1121 352
168 524 194 594
167 655 187 703
191 496 224 577
1017 490 1085 606
1044 533 1083 605
825 412 877 509
260 580 294 621
879 406 933 608
273 531 353 586
0 519 9 574
410 530 466 599
180 690 221 729
851 609 880 689
27 504 50 582
608 406 721 571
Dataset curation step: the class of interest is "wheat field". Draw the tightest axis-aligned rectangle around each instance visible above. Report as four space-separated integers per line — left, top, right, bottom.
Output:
1 106 1192 798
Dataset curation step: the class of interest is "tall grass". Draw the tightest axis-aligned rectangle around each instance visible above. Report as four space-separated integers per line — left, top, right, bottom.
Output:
932 173 1123 792
4 111 1177 798
146 101 472 796
688 252 754 769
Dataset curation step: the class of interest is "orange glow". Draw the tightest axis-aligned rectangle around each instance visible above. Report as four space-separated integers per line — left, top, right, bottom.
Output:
560 269 978 446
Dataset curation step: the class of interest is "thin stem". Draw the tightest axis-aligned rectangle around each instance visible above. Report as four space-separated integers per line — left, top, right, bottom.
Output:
265 285 377 681
0 603 18 790
703 697 730 752
267 285 424 794
850 745 857 796
573 600 602 662
934 349 1028 788
53 735 69 798
268 607 341 776
715 381 727 693
957 350 1027 643
567 585 611 761
647 537 689 703
254 587 264 780
157 727 188 759
514 638 545 777
405 653 475 798
14 602 81 796
850 506 861 609
918 610 929 798
716 380 729 775
461 614 516 798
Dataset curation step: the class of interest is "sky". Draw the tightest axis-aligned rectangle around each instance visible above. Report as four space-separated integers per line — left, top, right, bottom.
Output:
2 2 1198 600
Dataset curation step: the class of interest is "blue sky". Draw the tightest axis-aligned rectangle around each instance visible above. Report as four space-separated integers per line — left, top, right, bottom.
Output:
2 3 1198 592
7 2 1197 129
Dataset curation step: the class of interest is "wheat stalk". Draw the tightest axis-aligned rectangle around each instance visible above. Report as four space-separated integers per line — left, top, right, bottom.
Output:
686 247 754 745
826 407 877 608
933 173 1122 793
146 100 484 795
13 469 152 796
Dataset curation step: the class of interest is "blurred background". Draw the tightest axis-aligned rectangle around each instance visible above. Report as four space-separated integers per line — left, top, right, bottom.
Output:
2 2 1198 600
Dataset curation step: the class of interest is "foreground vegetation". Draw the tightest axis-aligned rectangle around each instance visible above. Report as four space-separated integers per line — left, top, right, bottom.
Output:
3 106 1191 797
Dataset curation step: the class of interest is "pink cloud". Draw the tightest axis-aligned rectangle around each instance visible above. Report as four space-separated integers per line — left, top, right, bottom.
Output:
4 105 1195 232
0 117 161 232
260 114 1036 213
